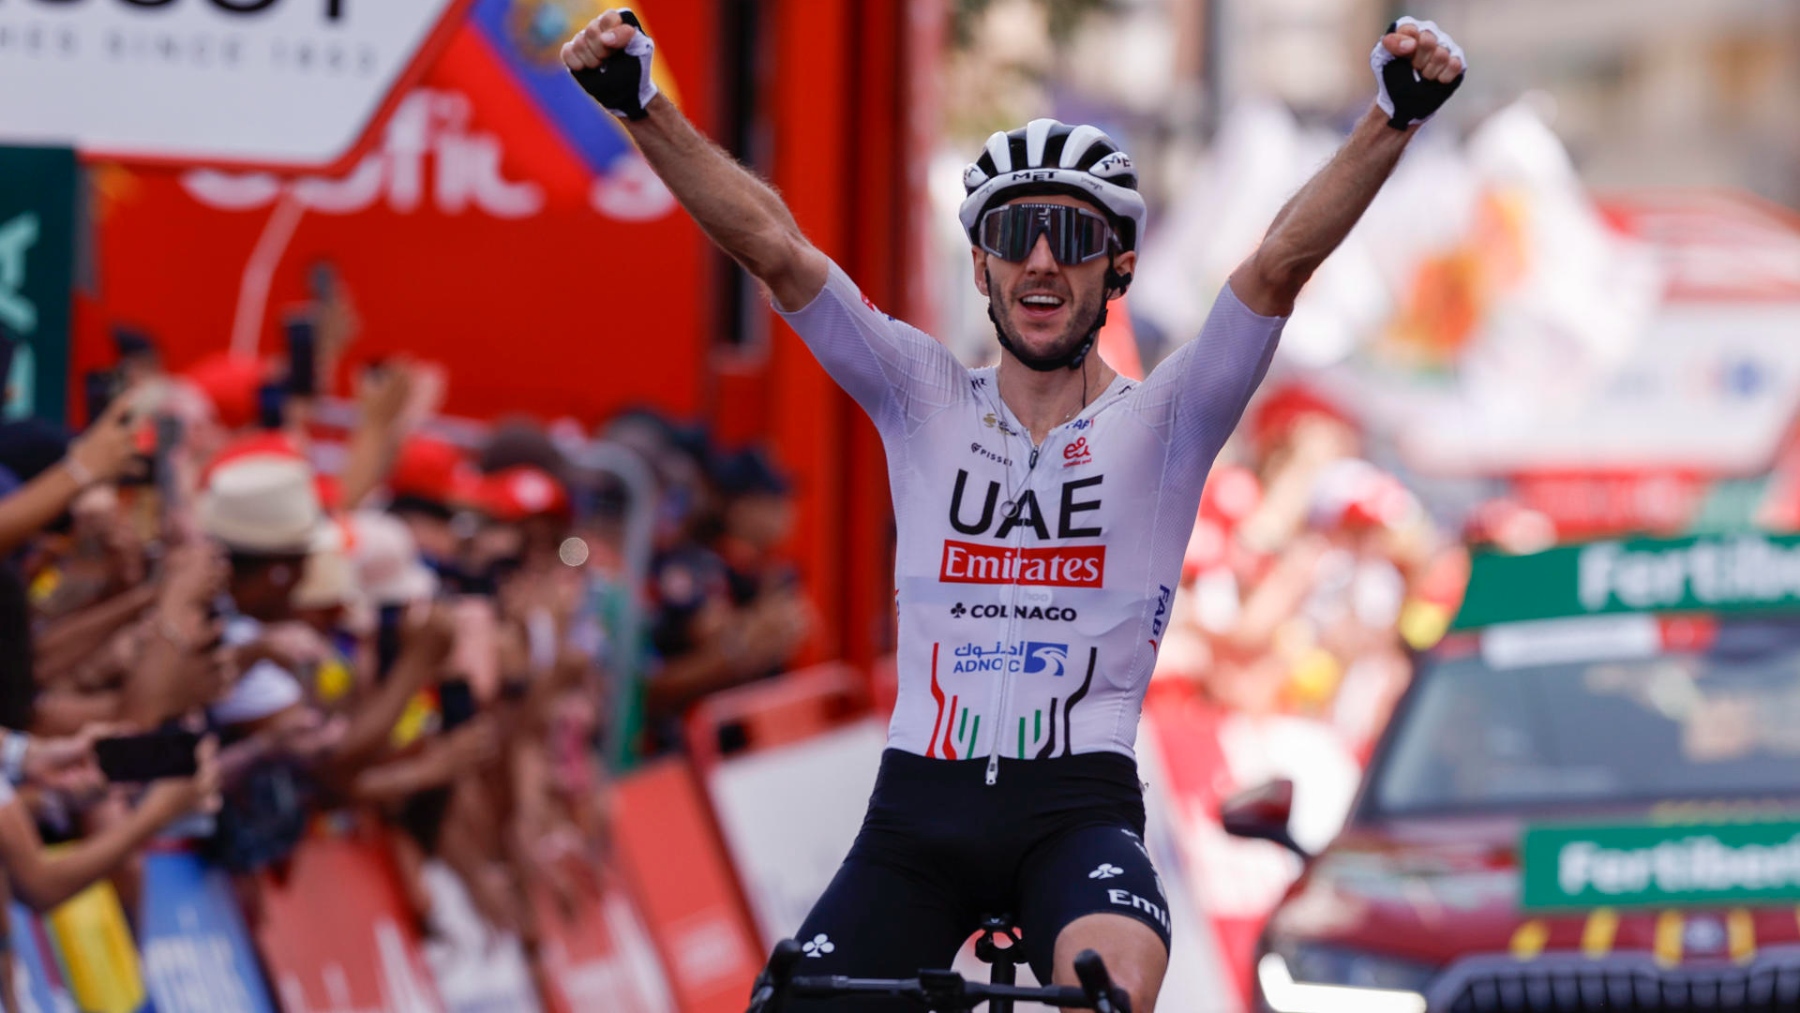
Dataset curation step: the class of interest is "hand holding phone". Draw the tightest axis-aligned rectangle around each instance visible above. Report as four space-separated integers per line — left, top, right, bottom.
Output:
68 387 143 486
285 316 318 397
94 729 202 782
256 382 287 430
437 678 478 730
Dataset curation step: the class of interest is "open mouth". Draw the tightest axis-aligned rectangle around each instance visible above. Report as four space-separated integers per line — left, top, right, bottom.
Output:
1017 292 1066 322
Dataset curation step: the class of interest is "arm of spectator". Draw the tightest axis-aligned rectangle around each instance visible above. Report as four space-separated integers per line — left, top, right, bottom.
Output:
645 592 815 717
319 605 454 776
30 689 123 738
441 780 523 933
502 737 584 916
19 725 112 797
1238 419 1356 553
119 543 225 729
1229 537 1329 655
32 584 157 683
349 719 496 803
0 738 217 912
0 397 140 558
337 362 416 511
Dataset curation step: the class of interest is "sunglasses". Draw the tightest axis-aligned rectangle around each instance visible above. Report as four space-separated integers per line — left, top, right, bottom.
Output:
977 203 1116 266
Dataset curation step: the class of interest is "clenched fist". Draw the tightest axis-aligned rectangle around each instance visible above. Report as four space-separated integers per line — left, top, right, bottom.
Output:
562 8 659 121
1372 16 1467 129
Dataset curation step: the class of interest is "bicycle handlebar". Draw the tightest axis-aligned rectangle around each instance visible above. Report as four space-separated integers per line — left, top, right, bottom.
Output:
747 944 1131 1012
1073 950 1127 1013
789 974 1097 1007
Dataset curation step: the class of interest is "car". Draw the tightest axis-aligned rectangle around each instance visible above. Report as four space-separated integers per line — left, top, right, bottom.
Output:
1228 533 1800 1012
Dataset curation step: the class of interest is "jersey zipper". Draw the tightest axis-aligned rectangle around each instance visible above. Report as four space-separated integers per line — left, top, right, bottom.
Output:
985 440 1041 786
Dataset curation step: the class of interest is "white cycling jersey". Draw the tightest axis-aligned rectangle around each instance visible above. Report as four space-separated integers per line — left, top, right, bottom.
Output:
779 261 1286 781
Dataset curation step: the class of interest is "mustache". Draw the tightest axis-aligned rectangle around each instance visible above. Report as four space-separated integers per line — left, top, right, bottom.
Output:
1010 282 1070 302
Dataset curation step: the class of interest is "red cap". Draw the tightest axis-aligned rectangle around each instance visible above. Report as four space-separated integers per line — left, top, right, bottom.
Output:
1185 466 1263 579
199 432 343 509
201 432 304 486
1200 465 1261 524
1250 383 1355 453
389 435 484 507
313 473 343 513
181 353 266 430
479 465 570 522
1309 460 1417 532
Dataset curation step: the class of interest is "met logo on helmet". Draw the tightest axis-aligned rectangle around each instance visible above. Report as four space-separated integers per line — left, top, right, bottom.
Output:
1090 152 1134 176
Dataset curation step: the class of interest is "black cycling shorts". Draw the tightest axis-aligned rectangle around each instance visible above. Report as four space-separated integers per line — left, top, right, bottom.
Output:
782 748 1171 1010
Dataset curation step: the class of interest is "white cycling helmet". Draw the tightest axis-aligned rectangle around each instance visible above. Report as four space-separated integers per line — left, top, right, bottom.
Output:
958 119 1148 253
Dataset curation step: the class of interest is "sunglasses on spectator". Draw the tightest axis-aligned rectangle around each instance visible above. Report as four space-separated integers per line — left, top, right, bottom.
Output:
977 203 1117 266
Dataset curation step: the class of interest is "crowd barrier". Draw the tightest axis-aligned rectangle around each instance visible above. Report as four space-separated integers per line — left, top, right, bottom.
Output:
5 661 1363 1013
6 755 763 1013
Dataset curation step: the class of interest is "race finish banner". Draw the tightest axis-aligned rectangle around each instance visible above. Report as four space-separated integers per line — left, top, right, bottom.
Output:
1452 533 1800 629
0 0 470 169
1522 820 1800 911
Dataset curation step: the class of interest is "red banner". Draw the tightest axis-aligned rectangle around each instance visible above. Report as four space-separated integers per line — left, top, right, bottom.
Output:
75 1 719 424
253 835 446 1013
612 760 764 1012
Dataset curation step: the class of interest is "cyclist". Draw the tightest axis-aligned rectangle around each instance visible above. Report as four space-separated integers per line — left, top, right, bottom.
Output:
564 11 1465 1010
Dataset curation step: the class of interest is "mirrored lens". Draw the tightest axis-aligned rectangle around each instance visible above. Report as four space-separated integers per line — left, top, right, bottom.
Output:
978 204 1113 265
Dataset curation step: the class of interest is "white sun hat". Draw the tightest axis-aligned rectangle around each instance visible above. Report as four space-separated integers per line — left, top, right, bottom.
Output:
211 658 306 725
199 455 335 556
350 510 439 606
291 546 360 611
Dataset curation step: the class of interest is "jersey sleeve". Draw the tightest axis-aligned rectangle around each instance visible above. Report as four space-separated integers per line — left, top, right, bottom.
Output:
776 260 967 436
1131 281 1286 467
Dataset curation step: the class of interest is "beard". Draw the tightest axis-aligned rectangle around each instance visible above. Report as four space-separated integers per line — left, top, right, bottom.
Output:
990 277 1106 371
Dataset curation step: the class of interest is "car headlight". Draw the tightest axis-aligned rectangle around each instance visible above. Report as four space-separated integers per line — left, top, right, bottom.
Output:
1257 944 1434 1013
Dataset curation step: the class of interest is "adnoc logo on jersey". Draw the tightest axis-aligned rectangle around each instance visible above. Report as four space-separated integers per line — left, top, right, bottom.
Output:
950 641 1069 675
940 540 1105 588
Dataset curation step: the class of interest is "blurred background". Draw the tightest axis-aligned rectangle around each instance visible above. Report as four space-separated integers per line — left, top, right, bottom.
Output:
0 0 1797 1010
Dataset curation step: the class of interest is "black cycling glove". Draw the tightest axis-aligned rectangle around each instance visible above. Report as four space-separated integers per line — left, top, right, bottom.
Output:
569 9 659 121
1371 16 1466 130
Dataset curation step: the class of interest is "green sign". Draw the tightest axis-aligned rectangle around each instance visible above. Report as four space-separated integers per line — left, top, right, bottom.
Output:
1452 534 1800 630
1521 820 1800 911
0 146 77 424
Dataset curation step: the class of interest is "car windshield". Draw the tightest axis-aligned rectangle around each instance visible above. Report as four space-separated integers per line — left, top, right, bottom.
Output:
1369 617 1800 817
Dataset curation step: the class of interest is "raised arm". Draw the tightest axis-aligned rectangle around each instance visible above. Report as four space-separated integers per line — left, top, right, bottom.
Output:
1229 20 1465 317
561 10 829 311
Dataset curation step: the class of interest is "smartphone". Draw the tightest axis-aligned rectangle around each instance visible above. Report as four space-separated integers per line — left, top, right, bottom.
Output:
153 414 183 514
256 381 286 430
438 678 478 731
112 326 155 362
308 261 338 303
84 369 121 426
375 603 405 680
94 730 200 782
285 317 317 397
